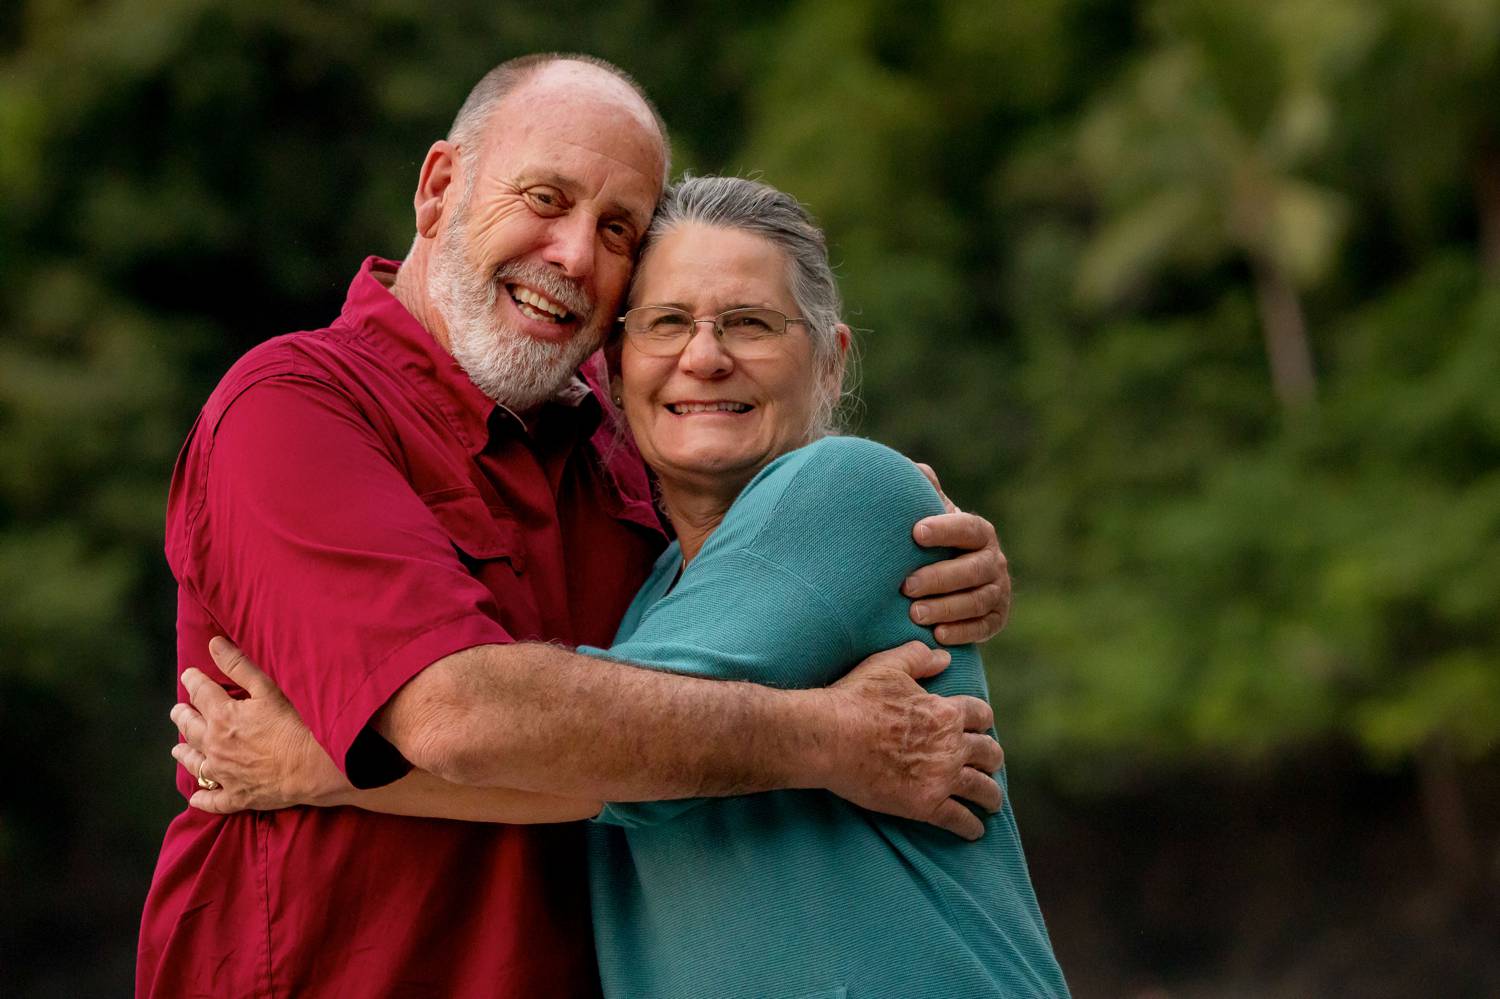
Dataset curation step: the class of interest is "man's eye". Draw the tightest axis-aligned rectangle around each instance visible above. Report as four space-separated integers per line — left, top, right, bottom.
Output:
526 189 564 213
603 220 636 251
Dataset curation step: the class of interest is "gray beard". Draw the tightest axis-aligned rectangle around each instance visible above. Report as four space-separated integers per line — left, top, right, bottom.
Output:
428 224 601 412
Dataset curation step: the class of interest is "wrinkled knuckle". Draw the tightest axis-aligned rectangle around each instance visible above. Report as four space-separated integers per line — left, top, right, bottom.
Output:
987 545 1005 575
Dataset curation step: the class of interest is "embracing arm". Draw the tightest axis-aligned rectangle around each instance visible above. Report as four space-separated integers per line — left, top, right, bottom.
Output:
177 634 995 836
377 641 837 798
172 375 1009 834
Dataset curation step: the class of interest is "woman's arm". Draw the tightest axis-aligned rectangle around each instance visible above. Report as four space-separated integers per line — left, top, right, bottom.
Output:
171 639 601 824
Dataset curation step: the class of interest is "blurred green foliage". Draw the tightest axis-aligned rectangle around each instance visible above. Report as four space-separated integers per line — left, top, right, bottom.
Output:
2 0 1497 992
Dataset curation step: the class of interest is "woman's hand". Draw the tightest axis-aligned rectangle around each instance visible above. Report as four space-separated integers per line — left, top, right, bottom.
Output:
908 463 1011 646
171 637 352 813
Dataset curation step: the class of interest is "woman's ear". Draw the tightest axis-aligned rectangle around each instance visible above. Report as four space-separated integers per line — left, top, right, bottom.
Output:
834 323 851 359
605 342 625 409
825 322 852 393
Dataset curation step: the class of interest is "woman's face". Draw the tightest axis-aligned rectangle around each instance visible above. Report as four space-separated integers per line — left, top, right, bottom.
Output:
619 223 829 495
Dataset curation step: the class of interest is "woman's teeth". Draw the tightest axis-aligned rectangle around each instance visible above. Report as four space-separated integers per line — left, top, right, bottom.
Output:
509 286 571 323
667 402 752 414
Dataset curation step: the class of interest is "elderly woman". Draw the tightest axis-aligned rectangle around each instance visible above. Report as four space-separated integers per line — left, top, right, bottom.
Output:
175 177 1069 998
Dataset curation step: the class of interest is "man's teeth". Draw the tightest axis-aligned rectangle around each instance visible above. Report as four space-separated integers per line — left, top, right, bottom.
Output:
668 402 752 414
510 286 571 321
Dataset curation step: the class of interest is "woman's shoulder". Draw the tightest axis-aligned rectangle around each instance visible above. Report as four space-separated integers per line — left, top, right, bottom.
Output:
749 435 930 501
726 435 945 560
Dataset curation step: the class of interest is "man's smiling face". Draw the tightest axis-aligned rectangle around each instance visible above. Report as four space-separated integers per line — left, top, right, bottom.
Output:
427 62 666 410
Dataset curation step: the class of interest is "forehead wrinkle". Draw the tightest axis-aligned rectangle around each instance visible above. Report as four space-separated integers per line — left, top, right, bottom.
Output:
547 135 662 220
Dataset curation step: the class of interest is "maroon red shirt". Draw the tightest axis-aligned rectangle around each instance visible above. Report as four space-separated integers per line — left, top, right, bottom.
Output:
138 258 665 998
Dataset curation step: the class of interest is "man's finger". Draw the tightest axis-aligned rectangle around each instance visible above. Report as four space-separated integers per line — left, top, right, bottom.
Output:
911 511 993 553
878 641 950 680
964 732 1005 773
912 462 961 515
931 798 985 841
181 667 232 714
933 614 1006 647
170 702 208 747
209 637 279 698
904 545 1005 599
911 582 1005 630
954 695 995 733
954 767 1004 814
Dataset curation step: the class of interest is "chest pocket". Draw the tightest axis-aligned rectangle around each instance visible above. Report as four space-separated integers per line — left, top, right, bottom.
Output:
422 488 526 573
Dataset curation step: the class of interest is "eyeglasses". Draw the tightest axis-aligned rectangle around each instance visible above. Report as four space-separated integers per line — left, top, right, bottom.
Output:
618 306 809 358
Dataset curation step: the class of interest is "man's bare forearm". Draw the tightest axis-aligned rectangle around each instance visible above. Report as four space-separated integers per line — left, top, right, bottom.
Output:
326 768 603 824
376 642 835 801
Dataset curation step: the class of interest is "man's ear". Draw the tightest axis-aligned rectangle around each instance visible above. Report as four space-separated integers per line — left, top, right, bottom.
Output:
414 140 461 238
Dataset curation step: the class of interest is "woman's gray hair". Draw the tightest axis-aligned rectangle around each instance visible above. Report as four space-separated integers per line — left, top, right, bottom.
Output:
635 175 855 437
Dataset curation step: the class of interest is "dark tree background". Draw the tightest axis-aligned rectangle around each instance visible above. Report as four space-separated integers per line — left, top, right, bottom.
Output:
2 1 1497 995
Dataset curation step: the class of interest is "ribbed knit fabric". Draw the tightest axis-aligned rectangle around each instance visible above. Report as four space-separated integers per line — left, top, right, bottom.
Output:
580 436 1070 999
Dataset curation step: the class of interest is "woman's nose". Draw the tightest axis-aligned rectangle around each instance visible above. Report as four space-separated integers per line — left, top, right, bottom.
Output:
677 321 733 376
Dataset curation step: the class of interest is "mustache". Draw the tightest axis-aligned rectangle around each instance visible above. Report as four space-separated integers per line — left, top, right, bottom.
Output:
491 261 594 321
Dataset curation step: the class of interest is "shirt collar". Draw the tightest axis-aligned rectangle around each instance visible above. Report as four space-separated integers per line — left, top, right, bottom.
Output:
337 256 661 534
340 256 615 452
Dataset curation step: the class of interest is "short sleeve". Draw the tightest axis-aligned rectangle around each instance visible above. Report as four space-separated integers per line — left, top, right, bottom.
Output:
590 437 952 826
174 375 513 786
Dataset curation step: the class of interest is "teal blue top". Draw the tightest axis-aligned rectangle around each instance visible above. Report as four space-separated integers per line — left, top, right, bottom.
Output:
579 437 1068 999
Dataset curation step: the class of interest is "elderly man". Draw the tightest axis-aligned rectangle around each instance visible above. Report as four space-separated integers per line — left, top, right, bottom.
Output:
138 53 1011 998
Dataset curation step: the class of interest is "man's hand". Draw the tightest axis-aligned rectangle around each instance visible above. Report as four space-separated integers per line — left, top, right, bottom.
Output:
818 641 1005 841
170 637 351 813
909 462 1011 646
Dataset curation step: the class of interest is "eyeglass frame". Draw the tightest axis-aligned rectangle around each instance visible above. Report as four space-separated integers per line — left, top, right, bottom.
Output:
617 305 811 357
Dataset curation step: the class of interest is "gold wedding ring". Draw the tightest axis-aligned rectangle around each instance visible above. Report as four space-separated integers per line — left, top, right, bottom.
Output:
197 759 222 791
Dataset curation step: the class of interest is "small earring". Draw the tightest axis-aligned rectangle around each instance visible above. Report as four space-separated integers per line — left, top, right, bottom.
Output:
612 395 623 406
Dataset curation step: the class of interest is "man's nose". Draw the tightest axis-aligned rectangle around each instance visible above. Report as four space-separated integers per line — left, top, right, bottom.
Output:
542 212 597 278
678 322 734 377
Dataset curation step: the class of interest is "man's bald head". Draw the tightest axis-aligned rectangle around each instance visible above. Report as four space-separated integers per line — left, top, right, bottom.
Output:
447 53 671 190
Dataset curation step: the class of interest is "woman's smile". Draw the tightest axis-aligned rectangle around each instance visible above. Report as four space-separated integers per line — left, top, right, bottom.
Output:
663 399 755 415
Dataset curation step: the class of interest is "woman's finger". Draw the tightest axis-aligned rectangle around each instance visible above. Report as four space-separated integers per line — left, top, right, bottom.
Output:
208 637 281 700
189 786 244 815
169 702 208 747
181 667 232 713
171 741 207 779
